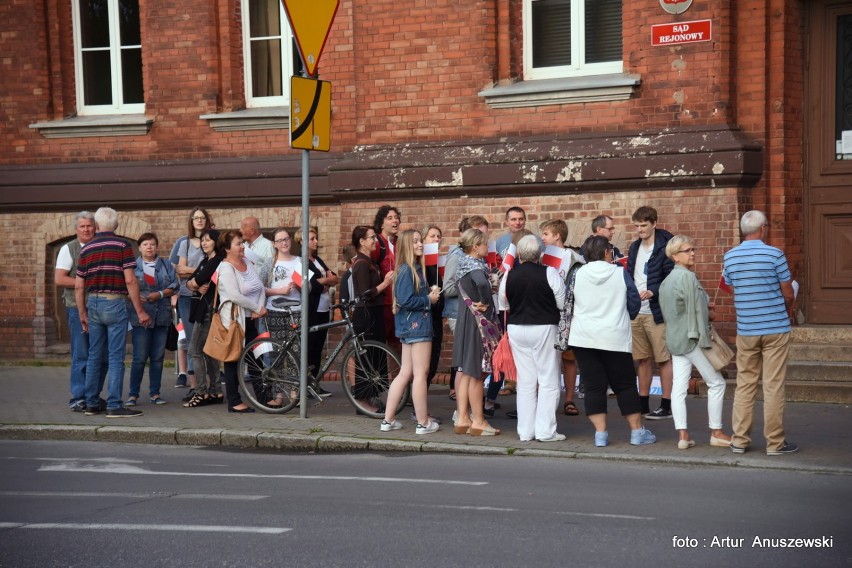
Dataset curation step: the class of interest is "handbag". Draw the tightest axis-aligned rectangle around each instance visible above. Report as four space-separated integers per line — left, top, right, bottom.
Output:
203 287 244 362
492 311 516 381
703 324 734 371
554 266 579 351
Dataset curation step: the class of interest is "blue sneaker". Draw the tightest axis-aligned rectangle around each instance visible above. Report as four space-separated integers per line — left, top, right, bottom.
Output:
594 431 609 447
175 373 188 388
124 397 138 407
630 427 656 445
149 397 167 405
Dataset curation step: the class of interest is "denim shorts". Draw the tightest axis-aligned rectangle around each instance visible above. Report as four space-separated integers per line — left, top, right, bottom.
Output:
401 336 431 345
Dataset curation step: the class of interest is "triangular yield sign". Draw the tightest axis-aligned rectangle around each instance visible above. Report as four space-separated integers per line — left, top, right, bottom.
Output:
281 0 340 77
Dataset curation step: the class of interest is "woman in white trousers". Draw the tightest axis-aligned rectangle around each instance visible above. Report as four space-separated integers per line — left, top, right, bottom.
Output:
499 235 565 442
658 235 732 449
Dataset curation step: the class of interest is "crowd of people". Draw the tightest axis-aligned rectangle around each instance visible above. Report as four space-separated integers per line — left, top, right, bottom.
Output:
57 204 798 454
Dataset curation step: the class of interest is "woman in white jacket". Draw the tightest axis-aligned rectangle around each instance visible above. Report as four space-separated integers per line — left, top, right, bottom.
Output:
217 229 267 413
568 236 655 447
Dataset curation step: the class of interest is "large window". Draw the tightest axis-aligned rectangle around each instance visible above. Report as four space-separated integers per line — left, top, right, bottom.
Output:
523 0 622 80
72 0 144 115
242 0 300 108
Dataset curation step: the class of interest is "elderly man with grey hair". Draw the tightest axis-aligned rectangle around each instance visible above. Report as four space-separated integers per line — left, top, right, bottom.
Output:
723 210 797 455
55 211 106 412
240 216 274 284
75 207 150 418
498 235 566 442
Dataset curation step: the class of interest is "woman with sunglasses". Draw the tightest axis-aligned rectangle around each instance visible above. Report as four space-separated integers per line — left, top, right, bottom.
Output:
659 236 732 450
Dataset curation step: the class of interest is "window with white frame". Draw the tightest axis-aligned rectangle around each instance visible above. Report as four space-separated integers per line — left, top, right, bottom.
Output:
242 0 300 108
523 0 623 80
72 0 144 115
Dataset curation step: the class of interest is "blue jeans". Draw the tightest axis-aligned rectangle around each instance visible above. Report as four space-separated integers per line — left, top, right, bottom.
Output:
129 324 170 398
67 307 107 404
84 297 129 410
177 295 195 374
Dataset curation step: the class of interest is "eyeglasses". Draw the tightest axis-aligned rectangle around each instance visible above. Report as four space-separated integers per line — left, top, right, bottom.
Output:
364 234 379 241
192 216 207 221
677 247 696 254
274 238 291 244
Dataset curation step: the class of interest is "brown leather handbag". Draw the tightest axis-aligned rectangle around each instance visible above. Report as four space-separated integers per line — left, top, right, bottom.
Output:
203 288 244 362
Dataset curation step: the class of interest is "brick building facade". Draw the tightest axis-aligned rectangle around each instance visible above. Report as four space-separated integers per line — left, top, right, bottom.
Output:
1 0 850 361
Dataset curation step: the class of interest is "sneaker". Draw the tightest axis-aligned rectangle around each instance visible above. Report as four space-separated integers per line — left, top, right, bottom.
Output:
630 427 657 445
538 433 566 442
84 406 102 416
380 419 403 432
410 412 442 424
316 386 333 398
415 420 440 435
149 397 167 405
69 400 86 412
175 374 188 388
645 407 672 420
606 387 615 397
595 431 609 447
125 397 138 407
106 407 143 418
730 444 747 454
506 410 518 419
766 441 799 456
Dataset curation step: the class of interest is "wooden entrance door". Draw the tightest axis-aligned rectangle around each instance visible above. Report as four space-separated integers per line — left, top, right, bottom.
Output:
805 1 852 323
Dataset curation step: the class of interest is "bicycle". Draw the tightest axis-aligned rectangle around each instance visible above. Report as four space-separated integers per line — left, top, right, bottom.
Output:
237 298 407 417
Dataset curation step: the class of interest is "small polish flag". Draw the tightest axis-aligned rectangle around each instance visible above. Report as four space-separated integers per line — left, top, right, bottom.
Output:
176 321 186 341
211 268 219 285
142 263 156 286
292 264 304 288
424 242 439 266
616 256 628 269
438 255 447 279
541 245 564 270
252 331 274 357
243 247 259 265
718 275 733 294
487 241 498 267
501 243 517 272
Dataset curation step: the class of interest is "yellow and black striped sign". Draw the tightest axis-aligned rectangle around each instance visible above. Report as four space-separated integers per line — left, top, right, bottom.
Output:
290 76 331 152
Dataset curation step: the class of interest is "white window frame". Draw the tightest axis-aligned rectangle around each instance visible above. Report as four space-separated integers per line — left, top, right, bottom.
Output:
241 0 295 108
71 0 144 115
522 0 623 81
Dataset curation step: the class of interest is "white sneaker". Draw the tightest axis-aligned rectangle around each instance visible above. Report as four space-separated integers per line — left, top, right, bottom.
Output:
538 433 566 442
415 420 440 435
380 419 402 432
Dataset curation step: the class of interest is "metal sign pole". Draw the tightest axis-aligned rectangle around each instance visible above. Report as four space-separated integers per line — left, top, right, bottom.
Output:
299 151 310 418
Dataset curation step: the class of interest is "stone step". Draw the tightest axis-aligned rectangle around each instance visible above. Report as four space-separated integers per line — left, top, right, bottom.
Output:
786 361 852 383
699 380 852 404
790 325 852 344
788 343 852 362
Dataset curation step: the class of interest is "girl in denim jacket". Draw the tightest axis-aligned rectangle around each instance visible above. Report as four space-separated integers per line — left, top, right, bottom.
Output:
381 230 441 434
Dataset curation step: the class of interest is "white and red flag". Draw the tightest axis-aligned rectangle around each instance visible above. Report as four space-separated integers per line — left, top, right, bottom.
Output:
438 255 447 279
487 241 498 267
424 242 439 266
143 263 156 286
541 245 564 270
252 331 274 357
176 321 186 342
501 243 517 273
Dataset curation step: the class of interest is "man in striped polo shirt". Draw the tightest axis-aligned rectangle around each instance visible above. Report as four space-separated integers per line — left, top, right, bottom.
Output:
723 210 797 456
75 207 150 418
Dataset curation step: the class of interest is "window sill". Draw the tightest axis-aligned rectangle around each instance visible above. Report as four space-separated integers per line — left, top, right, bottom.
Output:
478 74 641 109
29 115 153 139
199 107 290 132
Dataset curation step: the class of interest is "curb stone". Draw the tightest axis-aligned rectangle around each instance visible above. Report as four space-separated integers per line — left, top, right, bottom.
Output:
421 442 508 455
221 430 265 448
257 432 320 451
175 428 224 446
366 439 425 452
0 424 99 442
317 436 370 451
97 426 177 445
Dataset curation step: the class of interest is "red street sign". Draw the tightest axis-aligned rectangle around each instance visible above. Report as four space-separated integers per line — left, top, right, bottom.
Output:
651 19 712 46
281 0 340 77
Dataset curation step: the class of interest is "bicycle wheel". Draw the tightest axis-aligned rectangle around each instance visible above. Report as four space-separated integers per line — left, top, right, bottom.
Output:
339 340 406 419
238 337 300 414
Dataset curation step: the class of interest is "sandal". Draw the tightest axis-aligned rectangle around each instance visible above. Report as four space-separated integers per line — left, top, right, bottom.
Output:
563 401 579 416
448 390 456 401
498 387 516 396
183 393 210 408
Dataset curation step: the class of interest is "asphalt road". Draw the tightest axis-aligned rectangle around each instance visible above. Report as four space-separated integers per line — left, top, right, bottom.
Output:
0 441 849 568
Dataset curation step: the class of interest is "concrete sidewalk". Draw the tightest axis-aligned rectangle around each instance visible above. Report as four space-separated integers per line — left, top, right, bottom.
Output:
1 365 850 475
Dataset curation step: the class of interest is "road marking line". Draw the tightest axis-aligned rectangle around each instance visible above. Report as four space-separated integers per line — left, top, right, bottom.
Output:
0 523 290 534
555 511 655 520
0 491 267 501
38 463 487 486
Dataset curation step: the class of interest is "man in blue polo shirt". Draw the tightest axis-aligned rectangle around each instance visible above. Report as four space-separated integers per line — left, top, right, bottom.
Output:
723 210 797 456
